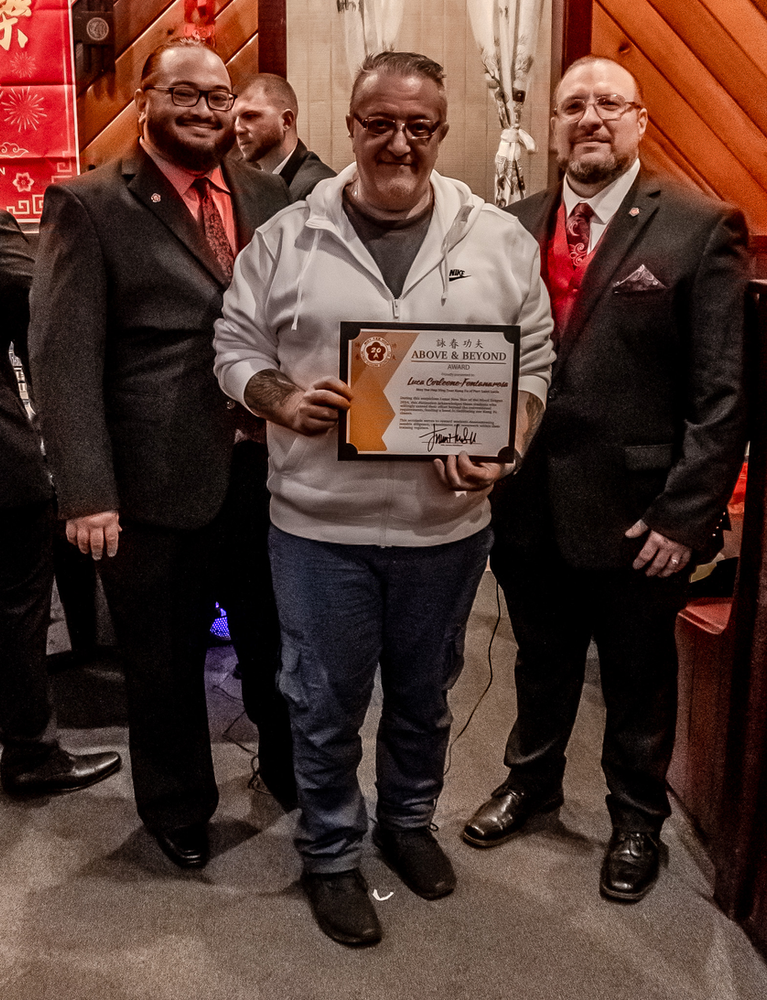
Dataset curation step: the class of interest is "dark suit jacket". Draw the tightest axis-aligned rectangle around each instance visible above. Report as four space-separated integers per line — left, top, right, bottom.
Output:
28 146 289 529
1 211 52 510
279 139 336 201
493 170 749 570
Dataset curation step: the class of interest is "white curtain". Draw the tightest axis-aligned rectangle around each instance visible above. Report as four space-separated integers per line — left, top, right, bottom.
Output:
468 0 545 206
336 0 405 79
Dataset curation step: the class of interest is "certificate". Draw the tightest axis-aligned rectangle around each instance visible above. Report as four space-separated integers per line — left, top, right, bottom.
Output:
338 322 519 461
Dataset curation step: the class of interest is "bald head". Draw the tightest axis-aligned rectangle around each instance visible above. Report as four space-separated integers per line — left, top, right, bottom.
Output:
234 74 299 170
555 56 644 108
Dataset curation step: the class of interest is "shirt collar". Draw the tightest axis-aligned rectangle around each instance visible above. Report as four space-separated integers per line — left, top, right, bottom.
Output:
562 157 640 225
139 138 230 197
271 141 298 176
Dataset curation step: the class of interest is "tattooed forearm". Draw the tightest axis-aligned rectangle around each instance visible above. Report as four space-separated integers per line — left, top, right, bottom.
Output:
514 390 545 461
243 369 300 421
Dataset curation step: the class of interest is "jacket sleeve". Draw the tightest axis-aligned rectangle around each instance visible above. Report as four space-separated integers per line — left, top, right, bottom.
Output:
28 183 120 520
642 205 749 549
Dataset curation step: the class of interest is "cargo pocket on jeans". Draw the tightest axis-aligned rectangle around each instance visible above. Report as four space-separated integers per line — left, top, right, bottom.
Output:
276 641 309 712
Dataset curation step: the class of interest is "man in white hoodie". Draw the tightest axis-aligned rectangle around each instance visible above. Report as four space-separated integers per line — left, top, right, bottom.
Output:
215 51 554 947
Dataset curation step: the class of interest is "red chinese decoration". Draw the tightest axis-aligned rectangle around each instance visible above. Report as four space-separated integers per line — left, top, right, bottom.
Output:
0 0 78 223
183 0 217 45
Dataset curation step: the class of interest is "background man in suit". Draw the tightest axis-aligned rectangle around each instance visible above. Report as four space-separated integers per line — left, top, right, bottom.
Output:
234 73 336 200
463 56 748 902
29 38 290 868
1 210 120 796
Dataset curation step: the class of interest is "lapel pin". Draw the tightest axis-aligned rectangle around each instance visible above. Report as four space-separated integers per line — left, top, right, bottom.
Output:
629 207 640 217
151 193 161 203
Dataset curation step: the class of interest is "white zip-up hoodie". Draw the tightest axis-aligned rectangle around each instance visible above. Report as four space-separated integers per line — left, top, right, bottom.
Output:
214 164 555 547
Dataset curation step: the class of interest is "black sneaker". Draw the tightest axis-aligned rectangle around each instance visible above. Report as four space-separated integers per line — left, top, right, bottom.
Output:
373 824 456 899
301 869 382 946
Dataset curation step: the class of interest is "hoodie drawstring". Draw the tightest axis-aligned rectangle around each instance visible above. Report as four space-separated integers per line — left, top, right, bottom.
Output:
291 228 321 331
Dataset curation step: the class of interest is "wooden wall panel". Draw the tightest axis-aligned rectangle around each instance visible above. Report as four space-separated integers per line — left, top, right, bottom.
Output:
227 33 260 93
589 0 767 234
700 0 767 68
648 0 767 138
594 5 767 232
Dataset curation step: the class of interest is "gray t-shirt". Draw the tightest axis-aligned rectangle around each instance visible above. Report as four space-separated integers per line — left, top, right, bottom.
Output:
342 187 433 299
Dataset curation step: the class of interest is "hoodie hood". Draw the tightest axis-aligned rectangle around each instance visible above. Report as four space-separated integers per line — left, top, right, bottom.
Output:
292 164 486 321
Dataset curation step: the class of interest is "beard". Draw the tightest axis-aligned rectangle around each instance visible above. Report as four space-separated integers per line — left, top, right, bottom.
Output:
239 123 283 163
149 117 235 172
559 149 634 188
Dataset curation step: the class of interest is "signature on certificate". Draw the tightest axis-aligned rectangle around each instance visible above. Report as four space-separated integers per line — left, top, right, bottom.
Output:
420 424 479 452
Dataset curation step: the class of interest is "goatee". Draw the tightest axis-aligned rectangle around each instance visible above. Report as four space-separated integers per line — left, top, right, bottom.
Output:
559 150 633 188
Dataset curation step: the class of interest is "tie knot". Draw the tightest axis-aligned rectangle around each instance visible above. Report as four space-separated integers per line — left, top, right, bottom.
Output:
192 176 210 197
570 201 594 222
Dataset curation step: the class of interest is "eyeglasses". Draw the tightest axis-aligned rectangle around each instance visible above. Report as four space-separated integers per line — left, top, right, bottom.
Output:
553 95 642 123
144 85 236 112
353 114 443 143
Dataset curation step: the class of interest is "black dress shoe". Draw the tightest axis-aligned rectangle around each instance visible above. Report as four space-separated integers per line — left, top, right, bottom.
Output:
1 747 121 798
301 869 382 946
462 782 564 848
600 830 660 902
373 824 456 899
153 823 210 869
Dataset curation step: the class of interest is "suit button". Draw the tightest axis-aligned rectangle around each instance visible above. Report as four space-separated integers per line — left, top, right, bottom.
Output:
548 387 558 401
226 400 236 409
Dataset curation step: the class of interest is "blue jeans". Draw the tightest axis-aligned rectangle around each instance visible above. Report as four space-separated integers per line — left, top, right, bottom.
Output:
269 525 493 873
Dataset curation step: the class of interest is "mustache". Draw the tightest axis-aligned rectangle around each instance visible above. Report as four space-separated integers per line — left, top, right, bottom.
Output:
572 127 607 140
176 114 223 128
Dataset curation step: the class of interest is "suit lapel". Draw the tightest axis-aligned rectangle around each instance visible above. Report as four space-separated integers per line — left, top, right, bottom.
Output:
124 147 228 286
224 158 263 251
562 172 661 357
278 140 308 190
516 186 560 265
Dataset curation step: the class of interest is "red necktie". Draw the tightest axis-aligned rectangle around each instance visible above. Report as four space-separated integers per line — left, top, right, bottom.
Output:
566 201 594 268
192 177 234 282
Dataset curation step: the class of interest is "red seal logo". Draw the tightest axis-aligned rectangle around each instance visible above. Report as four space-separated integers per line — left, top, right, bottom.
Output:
360 336 392 367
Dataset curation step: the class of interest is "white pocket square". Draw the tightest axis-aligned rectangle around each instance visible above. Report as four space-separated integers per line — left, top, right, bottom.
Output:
613 265 667 292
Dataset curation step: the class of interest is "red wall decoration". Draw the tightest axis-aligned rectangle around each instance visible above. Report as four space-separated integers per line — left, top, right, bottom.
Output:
0 0 79 223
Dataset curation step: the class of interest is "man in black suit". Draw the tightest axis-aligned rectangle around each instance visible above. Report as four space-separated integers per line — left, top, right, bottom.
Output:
29 39 290 868
234 73 336 200
463 56 748 901
1 210 120 796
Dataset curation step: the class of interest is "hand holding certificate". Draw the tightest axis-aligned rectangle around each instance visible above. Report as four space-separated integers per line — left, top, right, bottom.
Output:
339 323 520 462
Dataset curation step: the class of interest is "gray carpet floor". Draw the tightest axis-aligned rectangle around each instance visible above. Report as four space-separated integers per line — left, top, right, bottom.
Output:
1 571 766 999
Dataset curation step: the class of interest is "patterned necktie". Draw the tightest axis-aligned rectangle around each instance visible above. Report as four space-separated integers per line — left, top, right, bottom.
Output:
192 177 234 282
566 201 594 268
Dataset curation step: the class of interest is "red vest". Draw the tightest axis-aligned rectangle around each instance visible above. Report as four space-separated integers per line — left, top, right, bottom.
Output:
546 201 599 334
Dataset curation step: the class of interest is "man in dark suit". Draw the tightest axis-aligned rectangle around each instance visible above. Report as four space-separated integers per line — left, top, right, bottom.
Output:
1 210 120 796
463 56 748 901
29 38 290 868
234 73 336 200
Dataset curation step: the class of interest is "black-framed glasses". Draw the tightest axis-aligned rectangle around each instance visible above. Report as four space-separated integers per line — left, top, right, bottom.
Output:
144 85 236 112
553 95 642 123
353 114 443 142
